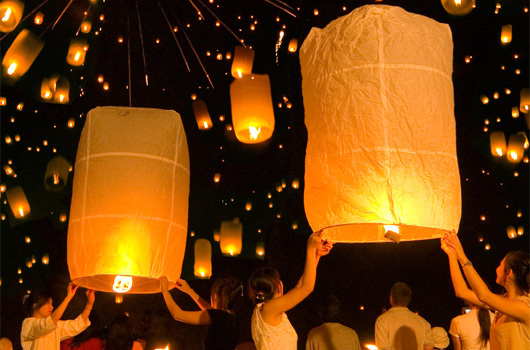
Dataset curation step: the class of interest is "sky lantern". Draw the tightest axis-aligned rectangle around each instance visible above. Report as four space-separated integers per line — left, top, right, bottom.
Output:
489 131 506 157
500 25 512 44
194 239 212 279
288 38 298 52
520 88 529 113
81 20 92 33
2 29 44 79
53 76 70 103
34 11 43 25
507 133 525 162
6 185 30 219
517 226 524 236
67 39 88 66
255 242 265 258
507 226 517 239
300 5 461 243
231 46 254 78
220 218 242 256
0 1 24 32
230 74 275 144
441 0 475 16
192 99 213 130
213 228 220 242
40 78 53 100
68 107 190 293
44 155 71 192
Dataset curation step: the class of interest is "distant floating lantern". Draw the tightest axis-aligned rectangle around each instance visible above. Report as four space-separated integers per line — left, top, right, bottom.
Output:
518 132 529 149
517 226 524 236
213 228 220 242
194 239 212 279
115 294 123 304
256 242 265 258
292 179 299 189
213 173 221 183
68 107 190 293
59 213 67 222
485 244 491 251
220 218 242 256
192 99 213 130
6 185 30 219
41 78 53 100
507 226 517 239
34 12 44 25
500 25 512 44
520 88 529 113
44 155 71 192
480 95 489 104
68 117 75 128
231 46 255 78
441 0 475 16
300 5 460 242
42 254 50 265
489 131 506 156
0 96 5 105
230 74 275 144
67 39 88 66
80 20 92 33
507 133 525 162
292 221 298 230
288 38 298 52
3 165 14 175
0 1 24 32
245 201 252 211
2 29 44 79
512 107 519 118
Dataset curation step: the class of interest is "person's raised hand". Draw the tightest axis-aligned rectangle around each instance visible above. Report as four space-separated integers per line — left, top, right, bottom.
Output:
175 279 194 295
85 289 95 304
66 282 79 299
307 230 322 251
160 276 169 293
316 238 334 258
444 230 467 262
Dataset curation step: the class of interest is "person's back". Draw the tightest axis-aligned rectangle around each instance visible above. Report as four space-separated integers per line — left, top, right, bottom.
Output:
449 308 493 350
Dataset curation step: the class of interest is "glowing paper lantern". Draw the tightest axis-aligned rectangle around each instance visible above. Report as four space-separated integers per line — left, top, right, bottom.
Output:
53 76 70 103
192 99 213 130
512 107 519 118
0 1 24 32
500 25 512 44
507 226 516 239
245 201 252 211
300 5 461 243
220 218 242 256
489 131 506 157
230 74 275 144
80 20 92 33
41 79 53 100
256 242 265 258
441 0 475 16
507 133 525 162
34 12 44 25
44 155 71 192
2 29 44 79
213 228 220 242
517 226 524 236
231 46 255 78
288 38 298 52
67 39 88 66
6 185 30 219
521 88 529 114
194 239 212 279
68 107 190 293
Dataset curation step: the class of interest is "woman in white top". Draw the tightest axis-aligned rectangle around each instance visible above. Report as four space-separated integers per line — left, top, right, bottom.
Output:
442 231 530 350
449 303 493 350
248 231 333 350
20 282 95 350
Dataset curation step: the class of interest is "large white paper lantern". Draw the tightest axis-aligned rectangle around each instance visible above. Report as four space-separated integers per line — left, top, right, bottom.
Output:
300 5 461 243
68 107 190 293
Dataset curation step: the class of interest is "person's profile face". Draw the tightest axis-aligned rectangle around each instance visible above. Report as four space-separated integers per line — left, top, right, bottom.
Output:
36 298 53 318
495 257 507 286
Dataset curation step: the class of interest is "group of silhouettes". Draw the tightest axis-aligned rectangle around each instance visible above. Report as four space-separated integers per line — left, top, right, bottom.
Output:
8 230 530 350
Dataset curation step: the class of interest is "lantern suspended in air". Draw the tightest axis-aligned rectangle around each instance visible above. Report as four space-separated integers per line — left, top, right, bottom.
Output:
230 74 275 144
300 5 461 243
521 88 529 114
80 20 92 33
441 0 475 16
0 1 24 32
2 29 44 79
507 133 525 162
220 218 242 256
44 155 71 192
34 12 44 25
67 39 88 66
192 99 213 130
500 25 512 44
6 185 30 219
288 38 298 53
68 107 190 293
41 75 70 103
255 242 265 259
231 46 255 78
507 226 517 239
194 239 212 279
489 131 506 157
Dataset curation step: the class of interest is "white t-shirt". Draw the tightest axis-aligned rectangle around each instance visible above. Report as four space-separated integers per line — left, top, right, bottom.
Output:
21 315 90 350
251 303 298 350
375 306 434 350
306 322 361 350
449 309 494 350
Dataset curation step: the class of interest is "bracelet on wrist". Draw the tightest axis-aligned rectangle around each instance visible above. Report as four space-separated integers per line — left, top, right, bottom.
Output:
460 261 473 268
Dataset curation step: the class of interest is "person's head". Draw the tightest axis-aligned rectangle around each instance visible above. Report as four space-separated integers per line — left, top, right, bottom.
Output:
106 314 136 350
0 337 13 350
318 295 343 323
496 250 530 292
390 282 412 307
210 276 242 311
72 311 104 347
24 289 54 318
248 266 282 304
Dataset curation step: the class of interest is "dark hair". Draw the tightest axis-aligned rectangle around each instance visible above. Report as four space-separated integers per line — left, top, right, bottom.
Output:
477 308 491 347
390 282 412 307
504 250 530 292
23 289 53 317
318 295 343 323
106 314 136 350
71 311 105 348
248 267 281 304
211 276 242 311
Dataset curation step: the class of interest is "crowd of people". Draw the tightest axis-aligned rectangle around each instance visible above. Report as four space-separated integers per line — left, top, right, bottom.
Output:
5 231 529 350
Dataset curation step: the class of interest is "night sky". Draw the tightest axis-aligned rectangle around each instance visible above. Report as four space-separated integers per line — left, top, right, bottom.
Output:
1 0 528 349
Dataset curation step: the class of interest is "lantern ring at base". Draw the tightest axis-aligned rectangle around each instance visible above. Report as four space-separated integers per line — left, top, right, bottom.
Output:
72 274 176 294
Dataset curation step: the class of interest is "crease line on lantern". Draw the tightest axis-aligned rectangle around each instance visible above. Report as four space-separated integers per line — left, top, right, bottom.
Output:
345 147 457 158
333 63 451 82
75 152 190 172
70 215 187 230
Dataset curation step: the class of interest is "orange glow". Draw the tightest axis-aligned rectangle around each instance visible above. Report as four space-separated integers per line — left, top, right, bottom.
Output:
500 25 512 44
2 30 44 79
0 1 24 32
34 12 43 25
194 239 212 279
113 275 133 293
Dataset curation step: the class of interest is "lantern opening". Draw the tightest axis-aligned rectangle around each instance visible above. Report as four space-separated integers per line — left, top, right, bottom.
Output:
7 62 16 75
113 275 133 293
495 148 504 156
384 225 401 243
454 0 461 6
509 151 518 161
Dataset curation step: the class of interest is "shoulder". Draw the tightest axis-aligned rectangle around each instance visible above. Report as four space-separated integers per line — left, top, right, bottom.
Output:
516 293 530 308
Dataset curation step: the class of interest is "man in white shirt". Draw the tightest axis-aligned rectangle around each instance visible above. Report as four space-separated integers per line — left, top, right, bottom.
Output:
375 282 434 350
306 295 361 350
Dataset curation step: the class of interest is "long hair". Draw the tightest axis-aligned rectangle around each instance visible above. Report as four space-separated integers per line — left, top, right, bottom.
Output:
23 289 52 317
477 308 491 347
106 314 136 350
504 250 530 292
211 276 242 311
248 267 281 304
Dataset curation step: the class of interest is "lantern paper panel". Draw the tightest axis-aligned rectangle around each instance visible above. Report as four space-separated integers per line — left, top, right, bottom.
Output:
194 239 212 279
490 131 507 157
66 39 88 66
220 218 242 256
231 46 255 78
0 1 24 32
300 5 461 243
68 107 190 293
6 185 30 219
230 74 275 144
44 155 71 192
507 133 525 162
2 29 44 79
192 99 213 130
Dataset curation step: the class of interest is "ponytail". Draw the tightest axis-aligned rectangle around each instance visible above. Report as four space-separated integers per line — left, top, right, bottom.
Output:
477 308 491 347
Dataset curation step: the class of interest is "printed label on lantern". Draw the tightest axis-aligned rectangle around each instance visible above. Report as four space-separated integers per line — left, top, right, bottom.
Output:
113 275 132 293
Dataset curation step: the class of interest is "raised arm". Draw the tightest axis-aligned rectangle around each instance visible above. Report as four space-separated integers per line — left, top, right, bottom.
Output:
80 289 95 322
51 283 78 325
160 276 212 325
294 239 333 289
175 279 212 310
